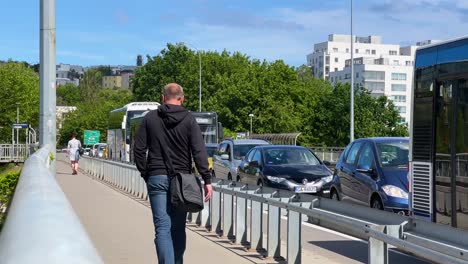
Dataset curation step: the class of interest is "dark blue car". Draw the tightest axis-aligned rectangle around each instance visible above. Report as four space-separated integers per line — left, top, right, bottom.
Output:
237 145 334 196
331 137 409 214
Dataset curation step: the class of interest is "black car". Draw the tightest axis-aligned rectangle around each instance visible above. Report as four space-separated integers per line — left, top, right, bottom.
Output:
237 145 333 196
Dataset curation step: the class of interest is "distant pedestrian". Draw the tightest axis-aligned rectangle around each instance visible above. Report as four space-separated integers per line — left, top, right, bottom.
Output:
134 83 212 264
67 132 82 175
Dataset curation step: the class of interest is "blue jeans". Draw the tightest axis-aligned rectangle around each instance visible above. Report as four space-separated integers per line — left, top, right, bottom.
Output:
147 175 187 264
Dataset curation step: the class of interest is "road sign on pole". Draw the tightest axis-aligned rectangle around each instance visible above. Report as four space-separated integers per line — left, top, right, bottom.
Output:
13 123 29 129
83 130 100 145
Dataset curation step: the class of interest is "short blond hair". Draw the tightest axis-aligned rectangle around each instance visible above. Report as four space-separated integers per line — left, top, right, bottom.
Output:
163 83 184 100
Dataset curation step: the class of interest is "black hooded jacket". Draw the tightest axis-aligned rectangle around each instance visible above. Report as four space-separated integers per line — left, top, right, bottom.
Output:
133 104 211 184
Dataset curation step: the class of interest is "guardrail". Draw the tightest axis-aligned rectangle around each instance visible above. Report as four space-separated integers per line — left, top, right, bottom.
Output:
0 145 103 264
0 144 30 163
79 156 468 264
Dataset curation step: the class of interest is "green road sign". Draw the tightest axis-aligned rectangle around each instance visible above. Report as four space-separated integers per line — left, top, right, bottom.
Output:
84 130 100 145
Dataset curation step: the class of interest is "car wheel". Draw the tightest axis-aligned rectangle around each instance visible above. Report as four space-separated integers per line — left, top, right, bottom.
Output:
331 189 340 201
371 197 384 210
228 173 232 181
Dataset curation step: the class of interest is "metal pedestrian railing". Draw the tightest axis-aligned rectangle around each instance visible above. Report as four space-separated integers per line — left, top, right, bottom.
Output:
309 146 345 163
0 144 30 163
79 156 468 264
0 145 103 264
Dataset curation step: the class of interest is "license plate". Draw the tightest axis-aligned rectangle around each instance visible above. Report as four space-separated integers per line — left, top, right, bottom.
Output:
294 186 317 193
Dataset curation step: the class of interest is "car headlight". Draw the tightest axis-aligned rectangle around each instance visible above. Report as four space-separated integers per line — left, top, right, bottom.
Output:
320 175 333 183
266 175 286 183
382 185 408 199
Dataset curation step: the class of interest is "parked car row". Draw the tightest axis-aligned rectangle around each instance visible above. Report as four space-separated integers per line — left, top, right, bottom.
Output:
211 137 410 215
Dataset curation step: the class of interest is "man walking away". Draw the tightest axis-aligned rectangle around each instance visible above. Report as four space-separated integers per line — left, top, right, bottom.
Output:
134 83 213 264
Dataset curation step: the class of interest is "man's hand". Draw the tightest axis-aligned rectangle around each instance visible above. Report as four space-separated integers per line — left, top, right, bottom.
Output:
204 184 213 202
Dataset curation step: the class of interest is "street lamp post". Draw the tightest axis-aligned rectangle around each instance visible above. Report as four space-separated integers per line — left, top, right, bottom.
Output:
249 114 254 136
16 103 20 145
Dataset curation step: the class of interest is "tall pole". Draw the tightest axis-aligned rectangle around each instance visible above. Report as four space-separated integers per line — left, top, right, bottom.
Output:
249 114 254 136
198 51 202 112
350 0 355 142
16 103 19 146
40 0 56 167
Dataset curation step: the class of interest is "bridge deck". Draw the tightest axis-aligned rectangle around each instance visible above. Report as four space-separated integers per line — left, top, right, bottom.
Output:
56 159 251 264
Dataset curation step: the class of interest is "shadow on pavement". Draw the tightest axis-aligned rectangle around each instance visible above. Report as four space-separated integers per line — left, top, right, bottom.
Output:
308 240 430 264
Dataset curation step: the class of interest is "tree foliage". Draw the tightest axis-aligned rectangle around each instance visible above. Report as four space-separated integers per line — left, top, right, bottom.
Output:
79 69 102 103
57 83 81 106
132 44 408 147
58 89 132 146
0 62 40 143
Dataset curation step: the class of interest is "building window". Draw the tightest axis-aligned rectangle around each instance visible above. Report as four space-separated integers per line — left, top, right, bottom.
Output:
326 56 330 64
334 67 338 72
390 95 406 102
396 106 406 113
325 66 330 74
372 50 376 55
345 73 351 79
333 48 338 52
391 73 407 80
363 71 385 80
389 50 398 55
355 49 359 53
331 77 334 82
391 84 406 91
406 61 413 66
346 48 349 53
335 57 338 63
356 72 359 78
366 49 370 54
364 82 385 92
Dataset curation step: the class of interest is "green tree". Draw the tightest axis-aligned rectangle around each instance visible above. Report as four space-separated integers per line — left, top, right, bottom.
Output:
80 69 102 103
57 83 81 106
58 89 132 146
131 44 408 147
0 62 40 143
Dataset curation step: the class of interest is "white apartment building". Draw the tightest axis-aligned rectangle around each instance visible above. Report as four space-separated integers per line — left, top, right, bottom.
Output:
307 34 436 124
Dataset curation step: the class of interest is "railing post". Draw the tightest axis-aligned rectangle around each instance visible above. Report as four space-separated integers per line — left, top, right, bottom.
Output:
267 204 281 259
235 195 248 245
211 190 222 233
222 192 234 238
250 198 263 251
287 210 301 264
368 225 388 264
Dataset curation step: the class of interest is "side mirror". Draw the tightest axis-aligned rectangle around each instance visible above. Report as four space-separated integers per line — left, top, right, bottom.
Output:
356 164 373 174
249 160 259 168
221 154 230 160
323 160 331 166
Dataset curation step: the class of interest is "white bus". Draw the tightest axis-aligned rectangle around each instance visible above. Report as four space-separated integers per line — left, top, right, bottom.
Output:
107 102 160 162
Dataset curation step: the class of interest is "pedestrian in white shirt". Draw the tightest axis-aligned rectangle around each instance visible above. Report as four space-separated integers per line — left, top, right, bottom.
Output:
67 132 82 175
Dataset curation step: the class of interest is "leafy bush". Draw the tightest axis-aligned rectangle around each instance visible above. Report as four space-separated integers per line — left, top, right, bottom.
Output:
0 167 21 230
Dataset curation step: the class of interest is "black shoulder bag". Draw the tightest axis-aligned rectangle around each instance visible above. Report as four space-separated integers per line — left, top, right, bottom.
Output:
155 114 204 213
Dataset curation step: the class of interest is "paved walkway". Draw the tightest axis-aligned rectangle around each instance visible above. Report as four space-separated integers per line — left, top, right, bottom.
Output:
56 160 252 264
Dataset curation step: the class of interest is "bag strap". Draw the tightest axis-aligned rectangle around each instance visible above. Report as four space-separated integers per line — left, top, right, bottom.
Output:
154 111 177 177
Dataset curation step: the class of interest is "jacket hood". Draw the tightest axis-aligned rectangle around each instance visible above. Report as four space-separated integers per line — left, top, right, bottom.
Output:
158 104 189 128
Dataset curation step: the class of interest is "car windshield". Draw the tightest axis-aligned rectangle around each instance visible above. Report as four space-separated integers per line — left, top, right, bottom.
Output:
206 146 217 157
376 141 409 168
233 144 262 160
264 148 321 165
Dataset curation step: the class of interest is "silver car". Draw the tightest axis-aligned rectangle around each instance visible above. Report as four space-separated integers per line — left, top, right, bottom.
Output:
212 139 270 181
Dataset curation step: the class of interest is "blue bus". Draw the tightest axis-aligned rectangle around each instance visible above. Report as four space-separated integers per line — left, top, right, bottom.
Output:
410 36 468 230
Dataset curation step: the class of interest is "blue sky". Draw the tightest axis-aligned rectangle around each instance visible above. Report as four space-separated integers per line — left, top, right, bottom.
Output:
1 0 467 67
